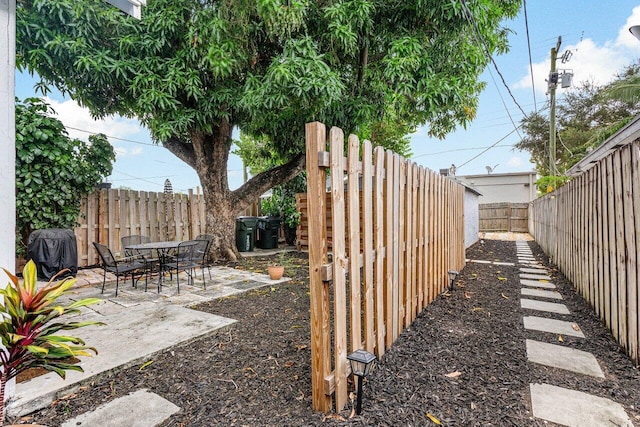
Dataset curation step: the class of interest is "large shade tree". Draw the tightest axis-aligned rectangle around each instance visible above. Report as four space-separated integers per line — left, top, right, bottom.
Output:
17 0 521 259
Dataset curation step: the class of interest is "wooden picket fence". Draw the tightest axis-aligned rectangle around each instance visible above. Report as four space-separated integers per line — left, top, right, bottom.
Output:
479 202 529 232
529 141 640 365
305 122 466 412
75 188 259 267
75 188 207 266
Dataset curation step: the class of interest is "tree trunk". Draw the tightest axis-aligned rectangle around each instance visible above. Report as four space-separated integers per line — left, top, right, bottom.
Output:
164 120 305 261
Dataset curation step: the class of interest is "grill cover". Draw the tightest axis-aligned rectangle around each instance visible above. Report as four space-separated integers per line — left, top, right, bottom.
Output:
27 229 78 280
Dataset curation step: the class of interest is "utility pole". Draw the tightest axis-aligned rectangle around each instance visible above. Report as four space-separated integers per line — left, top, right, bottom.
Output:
548 36 562 176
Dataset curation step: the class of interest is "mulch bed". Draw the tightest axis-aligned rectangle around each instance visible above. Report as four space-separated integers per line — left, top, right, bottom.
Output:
15 240 640 426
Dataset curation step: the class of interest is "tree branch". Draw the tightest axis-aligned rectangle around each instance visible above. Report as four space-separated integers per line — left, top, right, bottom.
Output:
231 153 306 212
162 136 196 168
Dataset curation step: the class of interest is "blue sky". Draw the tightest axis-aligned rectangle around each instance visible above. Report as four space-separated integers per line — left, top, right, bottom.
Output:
14 1 640 192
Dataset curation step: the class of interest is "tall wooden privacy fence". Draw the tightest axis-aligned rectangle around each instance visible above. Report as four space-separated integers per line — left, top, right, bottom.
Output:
306 122 466 412
479 202 528 232
530 141 640 365
76 188 207 266
74 188 259 267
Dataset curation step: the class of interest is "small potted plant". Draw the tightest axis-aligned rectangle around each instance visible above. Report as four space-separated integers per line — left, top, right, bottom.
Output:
267 252 287 280
0 261 103 427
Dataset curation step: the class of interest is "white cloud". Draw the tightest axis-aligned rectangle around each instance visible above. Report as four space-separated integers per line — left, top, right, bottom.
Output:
113 146 144 158
514 8 640 97
43 97 143 142
616 6 640 49
514 38 631 96
507 156 523 167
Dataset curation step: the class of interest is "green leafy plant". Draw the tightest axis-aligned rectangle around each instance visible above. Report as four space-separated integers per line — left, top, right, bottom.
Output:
15 97 115 257
0 261 103 426
535 175 571 193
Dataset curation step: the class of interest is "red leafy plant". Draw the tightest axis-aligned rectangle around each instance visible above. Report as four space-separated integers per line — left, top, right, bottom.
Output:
0 261 103 426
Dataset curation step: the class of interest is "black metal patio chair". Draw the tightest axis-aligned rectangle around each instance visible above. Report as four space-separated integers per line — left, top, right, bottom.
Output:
122 235 160 289
121 235 151 256
93 242 146 296
162 240 199 294
193 238 212 289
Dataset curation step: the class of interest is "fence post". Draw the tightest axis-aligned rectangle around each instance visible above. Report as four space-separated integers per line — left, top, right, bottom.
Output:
306 122 332 412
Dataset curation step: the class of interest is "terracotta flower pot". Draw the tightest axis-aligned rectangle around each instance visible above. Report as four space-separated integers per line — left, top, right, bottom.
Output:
268 265 284 280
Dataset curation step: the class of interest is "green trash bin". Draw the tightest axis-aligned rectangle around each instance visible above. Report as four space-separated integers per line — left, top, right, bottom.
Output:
235 216 258 252
257 216 281 249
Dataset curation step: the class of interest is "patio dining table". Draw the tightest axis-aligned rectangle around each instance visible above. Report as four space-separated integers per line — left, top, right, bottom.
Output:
125 240 183 290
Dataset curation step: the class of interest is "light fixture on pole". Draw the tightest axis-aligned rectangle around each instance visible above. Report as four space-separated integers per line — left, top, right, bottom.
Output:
347 349 377 415
448 270 459 291
630 25 640 41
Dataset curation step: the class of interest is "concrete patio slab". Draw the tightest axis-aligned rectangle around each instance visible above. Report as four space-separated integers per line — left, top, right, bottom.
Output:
523 316 585 338
520 273 552 281
520 279 556 289
530 383 633 427
521 298 570 314
61 389 180 427
519 267 547 274
526 340 604 377
9 302 236 417
521 288 563 300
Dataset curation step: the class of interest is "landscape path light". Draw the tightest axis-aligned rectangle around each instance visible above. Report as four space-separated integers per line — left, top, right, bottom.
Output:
347 349 377 415
448 270 459 291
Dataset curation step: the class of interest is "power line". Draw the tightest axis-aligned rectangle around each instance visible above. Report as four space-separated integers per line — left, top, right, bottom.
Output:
456 126 522 169
65 125 159 147
412 143 517 159
523 0 537 113
459 0 529 119
486 67 524 140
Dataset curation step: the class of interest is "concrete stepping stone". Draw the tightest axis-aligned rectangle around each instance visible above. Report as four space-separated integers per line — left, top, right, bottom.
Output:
521 288 563 300
518 256 536 261
517 250 533 254
61 389 180 427
520 267 547 274
530 383 633 427
523 316 585 338
494 261 515 266
521 279 556 289
526 340 604 378
520 273 552 281
521 298 570 314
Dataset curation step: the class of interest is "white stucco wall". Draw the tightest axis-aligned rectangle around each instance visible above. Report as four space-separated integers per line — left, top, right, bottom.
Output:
464 188 480 248
1 0 16 276
458 172 537 204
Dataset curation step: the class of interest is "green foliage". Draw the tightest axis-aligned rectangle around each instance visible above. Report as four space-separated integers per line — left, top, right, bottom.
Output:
15 97 115 256
261 183 303 229
17 0 521 153
535 175 570 193
0 261 103 422
516 65 640 175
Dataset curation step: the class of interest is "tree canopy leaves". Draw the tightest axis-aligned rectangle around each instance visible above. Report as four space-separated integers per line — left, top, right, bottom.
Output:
18 0 521 152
